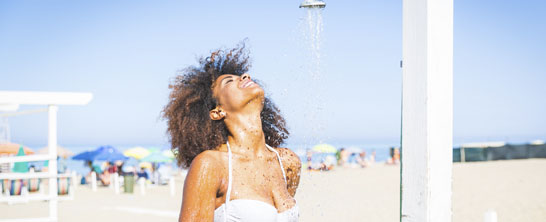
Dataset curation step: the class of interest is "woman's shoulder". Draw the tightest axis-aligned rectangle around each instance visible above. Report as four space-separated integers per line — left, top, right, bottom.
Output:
275 147 302 169
189 150 225 172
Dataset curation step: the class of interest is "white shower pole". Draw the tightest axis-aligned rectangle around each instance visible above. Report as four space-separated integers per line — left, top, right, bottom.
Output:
401 0 453 221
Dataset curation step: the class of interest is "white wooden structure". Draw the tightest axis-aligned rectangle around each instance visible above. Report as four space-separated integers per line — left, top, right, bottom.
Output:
0 91 92 222
401 0 453 221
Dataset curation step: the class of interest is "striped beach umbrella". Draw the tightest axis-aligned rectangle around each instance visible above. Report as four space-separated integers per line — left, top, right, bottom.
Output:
0 143 34 155
123 146 151 160
38 145 74 159
141 152 173 163
311 144 337 154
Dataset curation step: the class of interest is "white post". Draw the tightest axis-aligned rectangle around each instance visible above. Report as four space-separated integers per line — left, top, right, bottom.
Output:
68 173 75 200
114 173 120 194
169 177 175 197
71 171 77 187
139 178 145 195
48 105 59 221
484 210 498 222
108 174 113 188
91 172 97 192
401 0 453 221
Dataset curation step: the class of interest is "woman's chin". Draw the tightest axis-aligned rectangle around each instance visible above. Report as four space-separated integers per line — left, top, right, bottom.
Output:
248 85 264 97
244 89 265 107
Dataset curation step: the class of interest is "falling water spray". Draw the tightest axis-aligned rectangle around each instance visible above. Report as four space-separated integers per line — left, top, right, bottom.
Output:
300 0 326 145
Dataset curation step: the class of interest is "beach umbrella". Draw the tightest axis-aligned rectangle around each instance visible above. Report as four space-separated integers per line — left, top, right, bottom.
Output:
141 152 173 163
37 145 74 159
147 147 161 154
0 143 34 155
72 150 95 161
12 146 29 173
72 145 128 162
311 144 337 154
94 146 128 162
162 149 175 159
123 146 151 160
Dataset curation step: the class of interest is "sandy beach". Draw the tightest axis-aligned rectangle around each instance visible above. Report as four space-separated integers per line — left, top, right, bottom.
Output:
2 159 546 222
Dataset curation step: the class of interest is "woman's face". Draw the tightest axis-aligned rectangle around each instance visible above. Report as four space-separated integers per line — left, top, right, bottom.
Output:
212 73 264 113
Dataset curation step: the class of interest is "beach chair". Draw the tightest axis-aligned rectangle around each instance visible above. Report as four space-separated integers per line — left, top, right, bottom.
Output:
57 177 70 195
56 175 76 201
27 178 41 192
1 179 8 195
1 179 32 205
1 179 24 196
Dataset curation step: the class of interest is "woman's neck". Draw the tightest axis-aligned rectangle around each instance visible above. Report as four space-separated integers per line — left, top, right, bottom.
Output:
224 111 268 158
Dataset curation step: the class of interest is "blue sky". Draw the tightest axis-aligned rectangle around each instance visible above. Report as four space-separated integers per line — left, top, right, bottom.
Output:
1 0 545 148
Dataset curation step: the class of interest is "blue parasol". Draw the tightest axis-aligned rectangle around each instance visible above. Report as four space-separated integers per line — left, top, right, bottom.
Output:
94 146 127 162
72 150 95 161
72 145 128 162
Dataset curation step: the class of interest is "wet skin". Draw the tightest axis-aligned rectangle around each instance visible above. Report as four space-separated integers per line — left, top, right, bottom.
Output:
179 74 302 222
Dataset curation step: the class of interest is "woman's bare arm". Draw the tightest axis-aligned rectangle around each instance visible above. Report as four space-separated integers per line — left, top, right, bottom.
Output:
278 148 302 197
179 151 221 222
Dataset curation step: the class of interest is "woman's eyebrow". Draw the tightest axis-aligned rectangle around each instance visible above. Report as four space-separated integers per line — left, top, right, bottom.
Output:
221 76 234 85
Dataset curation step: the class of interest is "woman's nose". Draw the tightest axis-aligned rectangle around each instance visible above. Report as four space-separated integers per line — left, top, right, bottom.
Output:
241 73 250 80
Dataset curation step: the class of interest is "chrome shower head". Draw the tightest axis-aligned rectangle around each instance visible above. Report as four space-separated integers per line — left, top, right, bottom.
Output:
299 0 326 8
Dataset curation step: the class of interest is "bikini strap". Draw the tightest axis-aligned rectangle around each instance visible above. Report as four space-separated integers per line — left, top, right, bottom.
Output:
223 142 286 222
266 144 287 184
224 141 233 222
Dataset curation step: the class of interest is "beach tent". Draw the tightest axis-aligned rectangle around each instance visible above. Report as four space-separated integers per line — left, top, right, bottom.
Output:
12 146 28 173
0 143 34 155
312 144 337 154
123 146 151 160
38 145 73 159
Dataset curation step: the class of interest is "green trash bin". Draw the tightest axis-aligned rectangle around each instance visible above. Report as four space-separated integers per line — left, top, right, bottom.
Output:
124 174 134 193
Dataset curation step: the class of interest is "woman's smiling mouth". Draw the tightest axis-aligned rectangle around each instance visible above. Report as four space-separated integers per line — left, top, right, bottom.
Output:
240 79 255 88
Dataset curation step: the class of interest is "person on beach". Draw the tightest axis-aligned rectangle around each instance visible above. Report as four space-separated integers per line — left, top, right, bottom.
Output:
163 44 301 222
358 151 367 168
369 150 376 165
137 167 149 180
100 168 111 186
339 148 349 167
386 147 400 165
306 149 313 170
107 161 118 174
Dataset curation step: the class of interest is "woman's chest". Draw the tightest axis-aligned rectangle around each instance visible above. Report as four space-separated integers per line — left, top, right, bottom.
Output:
216 161 293 210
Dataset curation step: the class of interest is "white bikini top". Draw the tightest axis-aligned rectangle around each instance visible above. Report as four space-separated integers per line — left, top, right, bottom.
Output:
213 142 299 222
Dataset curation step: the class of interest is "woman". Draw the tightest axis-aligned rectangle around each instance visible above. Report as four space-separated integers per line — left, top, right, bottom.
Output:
163 44 302 222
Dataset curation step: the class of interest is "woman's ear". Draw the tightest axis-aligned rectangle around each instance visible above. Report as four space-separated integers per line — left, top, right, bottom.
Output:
209 107 226 120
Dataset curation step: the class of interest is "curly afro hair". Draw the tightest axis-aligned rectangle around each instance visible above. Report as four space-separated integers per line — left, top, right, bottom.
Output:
163 43 289 168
